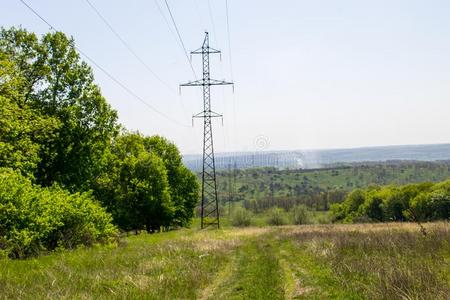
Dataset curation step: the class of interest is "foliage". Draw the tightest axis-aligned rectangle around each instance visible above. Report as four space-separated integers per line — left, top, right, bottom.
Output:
332 179 450 223
143 136 199 227
0 27 119 191
409 190 450 221
94 133 173 232
0 51 60 178
290 204 311 225
219 161 450 212
0 168 117 258
94 132 199 232
1 27 200 248
266 207 287 226
231 207 252 227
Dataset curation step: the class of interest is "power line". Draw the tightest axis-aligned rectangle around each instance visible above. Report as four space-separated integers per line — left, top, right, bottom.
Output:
18 0 190 127
207 0 218 47
163 0 197 79
152 0 201 125
84 0 174 93
225 0 238 151
225 0 234 80
84 0 190 120
19 0 54 30
192 0 207 33
154 0 179 46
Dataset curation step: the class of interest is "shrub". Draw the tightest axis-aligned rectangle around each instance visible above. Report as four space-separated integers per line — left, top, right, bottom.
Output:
0 168 117 258
332 180 450 223
291 204 310 225
362 195 384 221
94 132 200 232
231 207 252 227
409 190 450 221
343 189 366 215
267 207 287 226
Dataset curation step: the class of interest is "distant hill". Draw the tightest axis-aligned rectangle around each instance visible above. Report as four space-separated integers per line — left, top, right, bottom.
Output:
183 143 450 171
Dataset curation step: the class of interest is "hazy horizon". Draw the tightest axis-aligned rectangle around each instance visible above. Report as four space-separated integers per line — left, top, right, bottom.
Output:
3 0 450 154
183 141 450 157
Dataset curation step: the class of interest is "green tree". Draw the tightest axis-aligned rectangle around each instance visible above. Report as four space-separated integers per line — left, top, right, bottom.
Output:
342 189 367 216
143 136 199 227
362 194 384 221
0 27 119 191
409 190 450 221
94 133 174 232
0 51 59 177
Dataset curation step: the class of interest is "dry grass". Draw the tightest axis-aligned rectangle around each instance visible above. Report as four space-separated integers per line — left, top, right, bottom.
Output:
278 222 450 300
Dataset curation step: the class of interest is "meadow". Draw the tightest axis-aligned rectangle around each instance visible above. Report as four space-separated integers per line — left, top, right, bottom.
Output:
1 222 448 299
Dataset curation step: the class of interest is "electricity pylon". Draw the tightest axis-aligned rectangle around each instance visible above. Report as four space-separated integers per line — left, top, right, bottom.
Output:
180 32 233 229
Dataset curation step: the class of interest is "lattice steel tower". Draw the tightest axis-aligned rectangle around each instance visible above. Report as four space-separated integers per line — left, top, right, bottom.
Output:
180 32 233 229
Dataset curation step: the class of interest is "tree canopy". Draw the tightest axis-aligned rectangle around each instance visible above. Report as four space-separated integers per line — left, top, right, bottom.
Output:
331 180 450 223
0 27 200 252
0 27 119 191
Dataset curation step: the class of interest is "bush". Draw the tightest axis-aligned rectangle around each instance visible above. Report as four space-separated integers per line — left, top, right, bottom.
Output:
316 213 332 224
409 190 450 221
332 180 450 223
291 205 310 225
231 207 252 227
0 168 117 258
267 207 287 226
94 132 200 232
361 195 384 221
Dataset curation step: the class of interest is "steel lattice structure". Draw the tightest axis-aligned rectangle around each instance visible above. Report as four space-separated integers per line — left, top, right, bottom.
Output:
180 32 233 228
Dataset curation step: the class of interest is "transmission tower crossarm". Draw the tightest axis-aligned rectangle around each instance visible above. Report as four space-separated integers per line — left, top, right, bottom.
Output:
190 47 221 55
180 79 233 87
193 111 223 118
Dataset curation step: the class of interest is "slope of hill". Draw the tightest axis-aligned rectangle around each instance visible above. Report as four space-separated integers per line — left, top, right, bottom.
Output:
215 161 450 209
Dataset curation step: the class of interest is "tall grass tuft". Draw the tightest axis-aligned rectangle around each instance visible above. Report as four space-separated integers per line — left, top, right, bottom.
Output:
267 207 287 226
231 207 252 227
285 223 450 300
291 204 311 225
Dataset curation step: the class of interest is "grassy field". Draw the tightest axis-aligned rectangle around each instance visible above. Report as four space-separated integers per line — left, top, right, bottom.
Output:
1 222 449 299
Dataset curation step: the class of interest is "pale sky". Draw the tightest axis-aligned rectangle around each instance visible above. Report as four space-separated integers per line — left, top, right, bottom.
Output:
2 0 450 154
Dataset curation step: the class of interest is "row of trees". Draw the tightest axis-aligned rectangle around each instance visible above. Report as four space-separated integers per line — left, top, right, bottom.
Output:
242 190 347 213
331 180 450 223
0 27 199 256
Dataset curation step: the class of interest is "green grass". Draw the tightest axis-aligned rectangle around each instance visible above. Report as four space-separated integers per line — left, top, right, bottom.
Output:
1 223 449 299
211 233 284 299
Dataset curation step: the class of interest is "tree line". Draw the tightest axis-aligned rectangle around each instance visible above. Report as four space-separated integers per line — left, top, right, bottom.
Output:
331 180 450 223
0 27 199 257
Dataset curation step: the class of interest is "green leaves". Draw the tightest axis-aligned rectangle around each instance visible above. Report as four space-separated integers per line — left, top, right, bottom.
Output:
0 51 60 178
332 180 450 223
0 27 119 191
0 168 117 258
0 27 200 249
94 132 199 232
